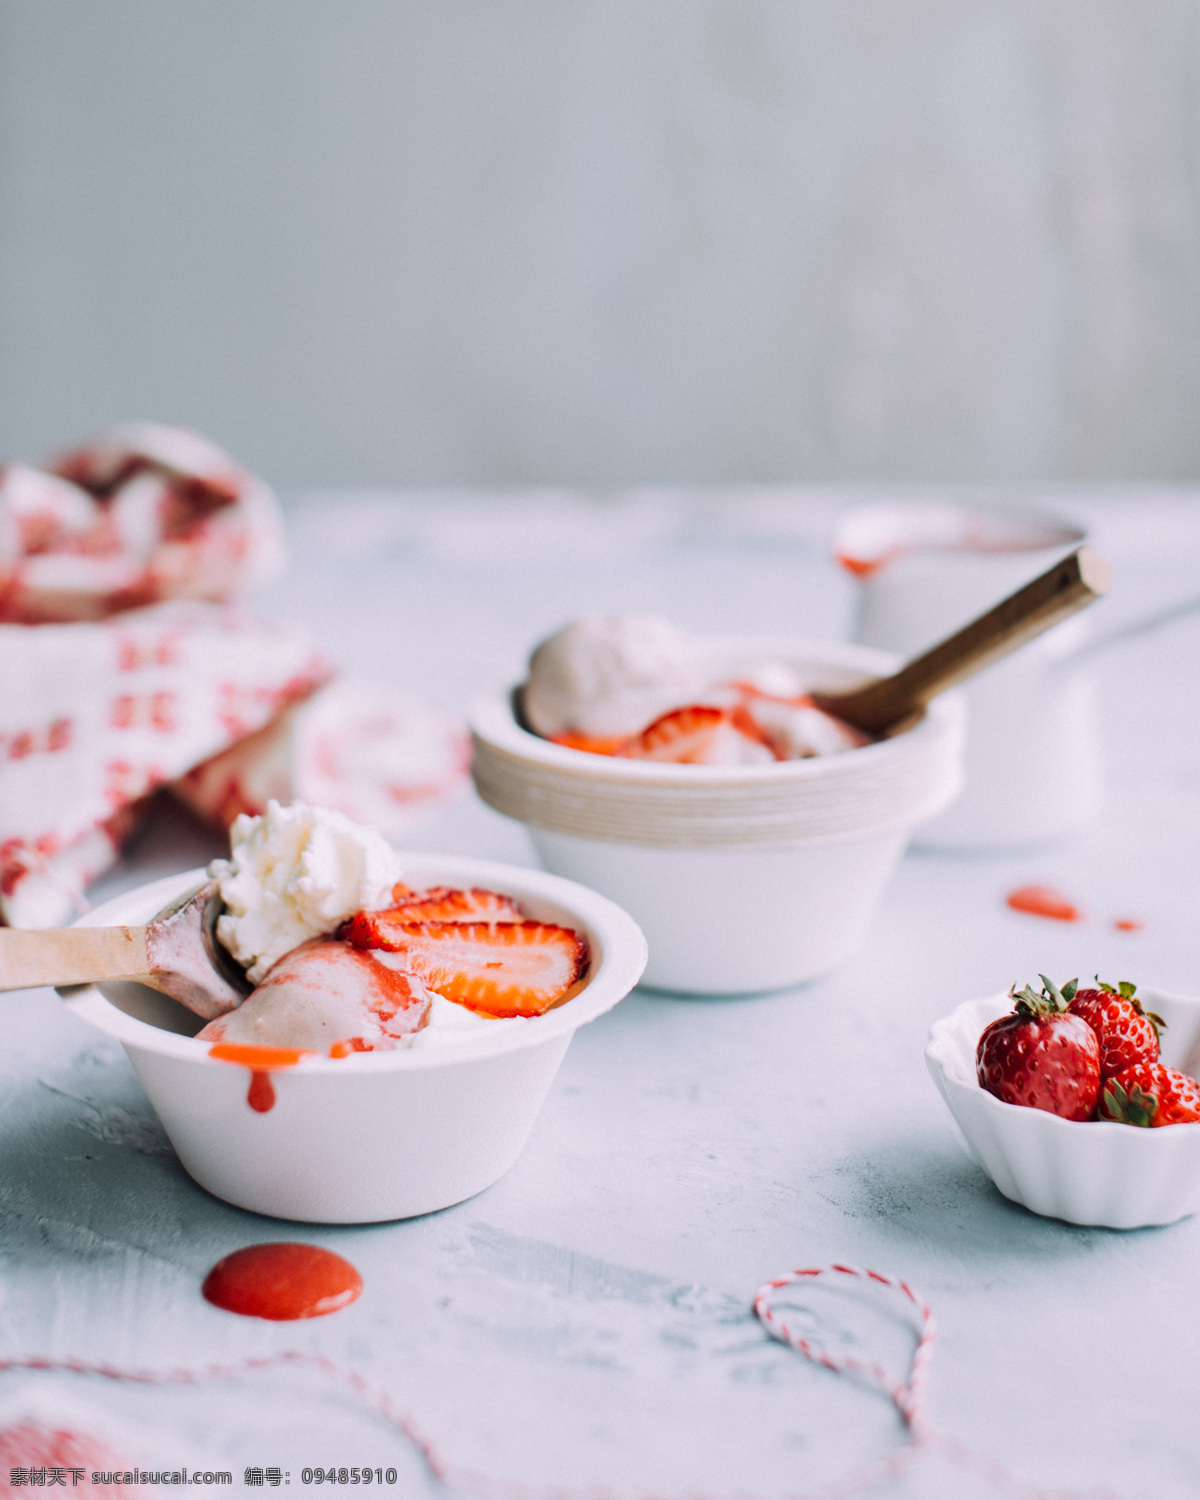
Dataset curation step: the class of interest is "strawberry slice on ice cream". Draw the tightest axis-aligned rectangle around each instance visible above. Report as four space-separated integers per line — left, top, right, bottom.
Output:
616 704 775 766
345 917 587 1018
344 886 525 937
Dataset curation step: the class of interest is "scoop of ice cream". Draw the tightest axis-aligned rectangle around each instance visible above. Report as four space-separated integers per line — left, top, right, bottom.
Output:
197 938 432 1051
197 939 524 1053
212 799 404 984
523 615 703 739
748 699 869 758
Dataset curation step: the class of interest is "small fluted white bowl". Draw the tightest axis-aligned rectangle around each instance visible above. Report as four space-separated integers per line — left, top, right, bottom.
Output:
927 989 1200 1228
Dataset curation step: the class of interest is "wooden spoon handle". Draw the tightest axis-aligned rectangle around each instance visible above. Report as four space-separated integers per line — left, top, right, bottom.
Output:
813 546 1112 736
0 925 151 991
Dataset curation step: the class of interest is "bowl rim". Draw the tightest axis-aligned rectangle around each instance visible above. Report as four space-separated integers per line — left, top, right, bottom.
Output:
61 856 648 1074
471 634 964 784
927 988 1200 1139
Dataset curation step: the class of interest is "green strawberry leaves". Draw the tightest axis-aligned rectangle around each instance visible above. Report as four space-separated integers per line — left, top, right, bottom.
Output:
1102 1079 1159 1127
1009 974 1078 1017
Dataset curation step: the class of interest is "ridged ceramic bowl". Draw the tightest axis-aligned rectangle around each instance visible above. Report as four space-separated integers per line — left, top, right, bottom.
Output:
61 857 647 1224
927 989 1200 1228
471 637 965 994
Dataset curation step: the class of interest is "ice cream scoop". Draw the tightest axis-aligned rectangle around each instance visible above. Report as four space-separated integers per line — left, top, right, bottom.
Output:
523 615 703 739
196 937 433 1052
0 880 251 1018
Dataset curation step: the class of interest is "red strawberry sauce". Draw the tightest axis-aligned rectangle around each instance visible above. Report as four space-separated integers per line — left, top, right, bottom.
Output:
202 1243 363 1320
1005 884 1082 922
207 1043 312 1113
836 551 892 578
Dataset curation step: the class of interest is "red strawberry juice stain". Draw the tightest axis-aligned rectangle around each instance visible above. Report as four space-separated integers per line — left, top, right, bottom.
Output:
1005 884 1082 922
836 551 891 578
202 1243 363 1321
207 1043 311 1113
0 1422 133 1498
1114 918 1144 933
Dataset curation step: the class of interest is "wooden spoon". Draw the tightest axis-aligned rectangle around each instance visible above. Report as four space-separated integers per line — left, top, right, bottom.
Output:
0 880 252 1019
812 547 1112 737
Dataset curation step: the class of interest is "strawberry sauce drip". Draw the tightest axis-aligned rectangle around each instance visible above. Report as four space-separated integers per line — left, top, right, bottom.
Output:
202 1243 363 1321
246 1070 275 1112
1005 884 1082 922
208 1043 311 1115
1114 918 1144 933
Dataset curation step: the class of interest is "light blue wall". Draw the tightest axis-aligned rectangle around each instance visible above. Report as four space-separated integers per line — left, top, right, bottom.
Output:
2 1 1199 488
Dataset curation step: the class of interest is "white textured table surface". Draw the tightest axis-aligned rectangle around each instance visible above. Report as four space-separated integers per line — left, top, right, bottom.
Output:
3 488 1199 1499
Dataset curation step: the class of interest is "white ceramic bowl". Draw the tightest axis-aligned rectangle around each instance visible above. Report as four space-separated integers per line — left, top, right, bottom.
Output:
927 989 1200 1228
471 637 965 994
62 857 647 1224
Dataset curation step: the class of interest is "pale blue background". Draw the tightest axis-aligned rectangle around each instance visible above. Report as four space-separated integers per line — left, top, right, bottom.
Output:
2 1 1200 488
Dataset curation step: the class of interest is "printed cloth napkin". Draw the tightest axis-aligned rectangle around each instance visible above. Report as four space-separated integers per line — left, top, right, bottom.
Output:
0 598 332 928
0 424 470 929
0 425 322 927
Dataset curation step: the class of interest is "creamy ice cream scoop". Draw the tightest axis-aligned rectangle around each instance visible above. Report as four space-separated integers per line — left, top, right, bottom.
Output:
523 615 703 739
211 799 404 985
196 936 524 1054
197 938 432 1051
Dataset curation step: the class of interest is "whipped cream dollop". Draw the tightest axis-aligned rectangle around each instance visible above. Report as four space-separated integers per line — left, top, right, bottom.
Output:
524 614 703 738
211 800 404 984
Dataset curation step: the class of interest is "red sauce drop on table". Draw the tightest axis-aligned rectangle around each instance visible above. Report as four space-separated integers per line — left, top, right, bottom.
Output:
202 1243 363 1321
1114 918 1144 933
1005 884 1082 922
836 551 889 579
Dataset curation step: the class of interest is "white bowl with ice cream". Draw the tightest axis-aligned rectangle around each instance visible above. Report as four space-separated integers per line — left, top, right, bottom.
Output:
60 839 647 1224
470 618 965 994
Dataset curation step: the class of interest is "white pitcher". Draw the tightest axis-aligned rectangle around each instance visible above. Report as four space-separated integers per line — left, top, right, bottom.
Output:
834 501 1104 850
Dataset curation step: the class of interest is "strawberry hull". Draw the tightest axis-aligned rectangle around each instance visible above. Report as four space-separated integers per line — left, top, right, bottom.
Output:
928 990 1200 1229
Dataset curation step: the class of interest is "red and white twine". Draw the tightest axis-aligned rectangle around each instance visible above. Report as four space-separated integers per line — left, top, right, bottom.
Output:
752 1263 936 1494
0 1265 1124 1500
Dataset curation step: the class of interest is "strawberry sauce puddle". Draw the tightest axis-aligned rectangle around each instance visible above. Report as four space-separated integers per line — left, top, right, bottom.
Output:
202 1243 363 1320
1005 884 1082 922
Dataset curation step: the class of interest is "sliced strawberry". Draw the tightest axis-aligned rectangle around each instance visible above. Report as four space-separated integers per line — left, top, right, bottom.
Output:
397 886 525 922
346 919 588 1018
342 886 526 947
728 702 787 759
549 730 629 756
617 704 726 762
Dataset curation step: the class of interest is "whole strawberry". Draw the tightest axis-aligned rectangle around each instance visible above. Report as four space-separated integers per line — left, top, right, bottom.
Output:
976 975 1100 1121
1068 978 1163 1081
1099 1062 1200 1126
